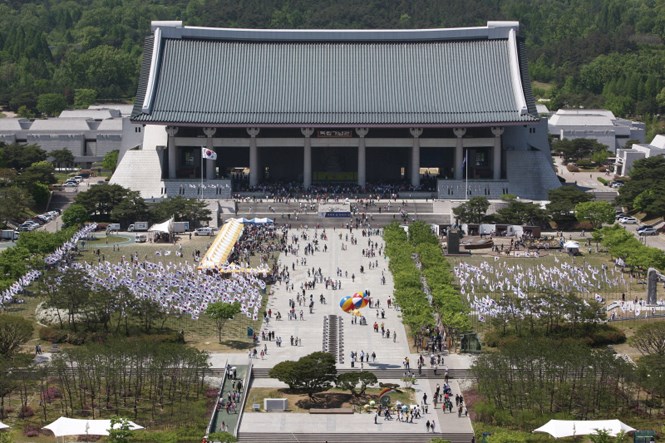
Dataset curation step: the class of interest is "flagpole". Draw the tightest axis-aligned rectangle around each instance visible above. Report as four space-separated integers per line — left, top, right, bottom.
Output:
200 147 204 200
465 150 469 201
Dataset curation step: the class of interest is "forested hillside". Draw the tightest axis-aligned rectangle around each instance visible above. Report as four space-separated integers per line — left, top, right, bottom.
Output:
2 0 665 129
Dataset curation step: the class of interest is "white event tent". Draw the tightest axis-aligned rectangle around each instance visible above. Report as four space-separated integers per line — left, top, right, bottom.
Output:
534 419 635 438
43 417 143 438
0 421 9 430
148 217 174 234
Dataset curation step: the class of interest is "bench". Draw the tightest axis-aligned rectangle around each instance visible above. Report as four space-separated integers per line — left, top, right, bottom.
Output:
309 408 354 414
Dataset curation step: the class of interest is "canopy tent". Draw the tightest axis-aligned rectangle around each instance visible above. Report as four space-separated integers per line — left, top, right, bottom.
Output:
148 217 174 234
563 240 580 249
43 417 143 437
246 217 274 224
0 421 8 430
534 419 635 438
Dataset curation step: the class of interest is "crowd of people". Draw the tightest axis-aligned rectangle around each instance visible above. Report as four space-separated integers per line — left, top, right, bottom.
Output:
232 178 437 199
70 259 265 320
1 223 98 307
454 257 640 323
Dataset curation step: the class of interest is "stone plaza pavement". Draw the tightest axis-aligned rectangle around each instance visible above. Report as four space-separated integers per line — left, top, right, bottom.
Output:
205 226 474 439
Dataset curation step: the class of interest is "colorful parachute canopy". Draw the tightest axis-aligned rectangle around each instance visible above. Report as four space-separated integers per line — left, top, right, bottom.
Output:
339 292 369 314
339 295 354 312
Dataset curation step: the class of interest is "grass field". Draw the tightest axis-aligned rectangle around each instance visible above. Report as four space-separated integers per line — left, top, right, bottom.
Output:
78 233 272 353
9 233 272 354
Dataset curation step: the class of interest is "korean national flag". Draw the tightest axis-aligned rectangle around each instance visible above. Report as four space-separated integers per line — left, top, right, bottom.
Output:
201 147 217 160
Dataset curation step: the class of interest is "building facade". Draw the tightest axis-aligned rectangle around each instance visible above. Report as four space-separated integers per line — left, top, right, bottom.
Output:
0 106 143 167
113 20 560 200
548 109 645 153
615 134 665 176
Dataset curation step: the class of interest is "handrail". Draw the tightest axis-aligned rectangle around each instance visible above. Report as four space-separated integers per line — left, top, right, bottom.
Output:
205 358 228 438
233 359 253 437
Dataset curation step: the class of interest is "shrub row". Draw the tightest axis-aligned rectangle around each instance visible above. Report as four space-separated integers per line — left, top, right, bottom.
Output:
409 222 471 336
383 223 435 334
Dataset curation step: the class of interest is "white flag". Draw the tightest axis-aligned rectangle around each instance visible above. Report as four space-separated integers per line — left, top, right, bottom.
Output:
201 147 217 160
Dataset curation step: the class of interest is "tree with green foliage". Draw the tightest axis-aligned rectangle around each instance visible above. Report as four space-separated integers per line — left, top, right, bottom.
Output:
74 184 134 218
17 160 56 185
36 93 67 117
452 196 490 224
206 302 241 343
49 148 75 168
495 201 548 226
110 195 149 228
269 352 337 398
151 196 212 227
0 314 33 357
61 203 90 227
617 156 665 209
73 88 97 109
407 220 439 245
102 149 119 172
107 417 133 443
636 354 665 411
17 105 35 119
553 138 607 163
574 201 615 229
630 322 665 356
633 186 665 217
336 371 377 398
0 186 33 225
0 142 47 171
41 268 91 332
547 186 593 228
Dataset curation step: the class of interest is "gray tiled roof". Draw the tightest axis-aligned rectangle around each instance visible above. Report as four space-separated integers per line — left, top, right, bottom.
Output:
133 31 538 126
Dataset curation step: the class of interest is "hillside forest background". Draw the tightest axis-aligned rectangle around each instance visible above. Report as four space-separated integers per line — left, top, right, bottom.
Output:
2 0 665 137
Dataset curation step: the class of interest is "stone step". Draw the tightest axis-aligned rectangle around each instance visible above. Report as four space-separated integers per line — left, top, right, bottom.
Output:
237 432 474 443
222 367 472 379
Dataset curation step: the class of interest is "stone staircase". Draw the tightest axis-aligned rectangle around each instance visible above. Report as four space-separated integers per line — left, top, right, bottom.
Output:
231 200 447 227
163 179 232 199
243 367 472 379
590 190 618 203
437 180 511 200
323 315 345 363
237 432 473 443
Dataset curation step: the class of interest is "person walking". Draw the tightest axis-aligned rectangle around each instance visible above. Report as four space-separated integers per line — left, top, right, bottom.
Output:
426 420 431 432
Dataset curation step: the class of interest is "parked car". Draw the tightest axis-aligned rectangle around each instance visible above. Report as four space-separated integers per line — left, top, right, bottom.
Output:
619 216 638 224
63 182 78 187
18 221 39 231
194 227 214 236
637 225 653 232
639 227 658 236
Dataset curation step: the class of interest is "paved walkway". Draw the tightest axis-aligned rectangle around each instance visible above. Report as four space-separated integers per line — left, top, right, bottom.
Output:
211 226 475 439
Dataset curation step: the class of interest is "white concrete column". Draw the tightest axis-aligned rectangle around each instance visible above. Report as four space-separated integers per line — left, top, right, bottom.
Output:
409 128 423 187
247 128 260 187
166 126 179 179
203 127 217 179
301 128 314 189
453 127 467 180
491 126 504 180
356 128 368 188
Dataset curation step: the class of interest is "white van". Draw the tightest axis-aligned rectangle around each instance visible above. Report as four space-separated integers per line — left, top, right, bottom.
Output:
194 227 214 236
135 233 148 243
